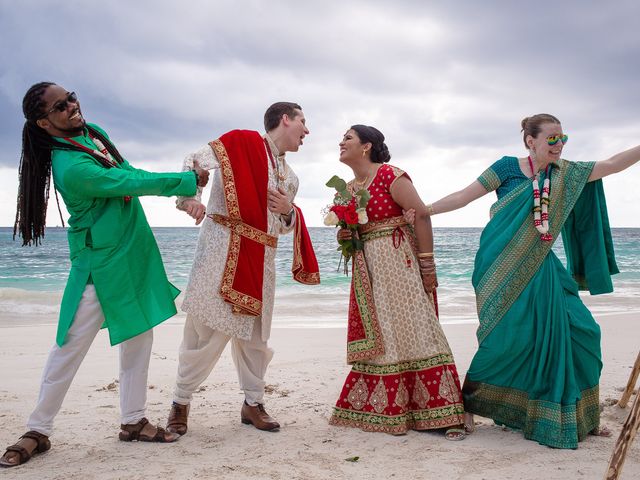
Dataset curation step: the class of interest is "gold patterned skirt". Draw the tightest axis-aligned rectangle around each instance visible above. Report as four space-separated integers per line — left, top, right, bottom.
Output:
329 223 465 434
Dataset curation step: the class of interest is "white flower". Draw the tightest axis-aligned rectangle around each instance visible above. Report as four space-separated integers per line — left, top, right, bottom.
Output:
324 211 340 226
356 208 368 224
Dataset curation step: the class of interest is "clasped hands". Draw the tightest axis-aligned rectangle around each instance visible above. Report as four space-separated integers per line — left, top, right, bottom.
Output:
180 184 292 226
193 160 209 188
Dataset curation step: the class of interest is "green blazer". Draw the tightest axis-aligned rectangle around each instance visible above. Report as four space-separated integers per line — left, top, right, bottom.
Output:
51 123 196 346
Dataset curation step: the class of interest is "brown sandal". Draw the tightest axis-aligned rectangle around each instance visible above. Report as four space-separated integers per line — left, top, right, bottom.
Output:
0 431 51 468
119 417 178 443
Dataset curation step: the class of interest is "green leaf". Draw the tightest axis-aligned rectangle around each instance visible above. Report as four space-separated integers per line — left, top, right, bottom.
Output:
326 176 347 192
334 191 350 204
344 456 360 462
356 190 371 208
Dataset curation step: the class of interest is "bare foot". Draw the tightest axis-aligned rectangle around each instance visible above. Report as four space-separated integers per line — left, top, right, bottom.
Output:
590 425 612 437
464 412 475 434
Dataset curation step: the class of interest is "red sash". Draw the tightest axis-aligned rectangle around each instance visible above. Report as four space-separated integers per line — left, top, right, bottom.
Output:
291 204 320 285
210 130 269 316
209 130 319 316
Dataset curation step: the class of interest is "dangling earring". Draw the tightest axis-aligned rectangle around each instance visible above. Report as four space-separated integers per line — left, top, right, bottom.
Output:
362 149 367 158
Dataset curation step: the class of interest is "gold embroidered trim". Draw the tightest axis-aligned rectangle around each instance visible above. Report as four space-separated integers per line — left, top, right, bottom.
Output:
388 165 407 190
359 215 407 235
478 167 502 193
210 138 262 317
351 353 456 375
210 214 278 248
329 404 465 434
346 249 385 362
464 382 600 448
475 159 594 342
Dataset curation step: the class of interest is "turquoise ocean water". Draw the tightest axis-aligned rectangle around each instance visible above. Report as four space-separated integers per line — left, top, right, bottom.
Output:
1 227 639 327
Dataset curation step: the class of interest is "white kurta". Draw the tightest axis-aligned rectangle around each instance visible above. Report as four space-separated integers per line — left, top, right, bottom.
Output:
177 135 298 341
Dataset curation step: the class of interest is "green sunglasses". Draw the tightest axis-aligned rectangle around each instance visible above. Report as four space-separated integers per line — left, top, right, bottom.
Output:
547 134 568 146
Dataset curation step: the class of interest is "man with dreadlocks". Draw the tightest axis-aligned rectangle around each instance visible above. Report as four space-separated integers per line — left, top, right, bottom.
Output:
1 82 209 468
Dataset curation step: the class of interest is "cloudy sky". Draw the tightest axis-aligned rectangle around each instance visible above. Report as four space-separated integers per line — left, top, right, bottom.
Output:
1 0 638 228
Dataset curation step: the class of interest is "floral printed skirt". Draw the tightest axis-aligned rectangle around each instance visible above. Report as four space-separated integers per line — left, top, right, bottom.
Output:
329 232 465 434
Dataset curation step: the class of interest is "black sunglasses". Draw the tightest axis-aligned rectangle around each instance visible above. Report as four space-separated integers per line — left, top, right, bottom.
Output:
41 92 78 117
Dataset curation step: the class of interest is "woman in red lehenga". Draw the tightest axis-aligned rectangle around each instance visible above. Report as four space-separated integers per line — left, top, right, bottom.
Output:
328 125 466 439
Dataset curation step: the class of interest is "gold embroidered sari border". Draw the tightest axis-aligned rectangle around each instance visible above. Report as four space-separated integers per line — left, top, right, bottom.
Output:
475 160 594 342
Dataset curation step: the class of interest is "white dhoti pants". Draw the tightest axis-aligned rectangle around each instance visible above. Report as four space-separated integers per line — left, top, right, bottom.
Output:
26 284 154 436
173 315 273 406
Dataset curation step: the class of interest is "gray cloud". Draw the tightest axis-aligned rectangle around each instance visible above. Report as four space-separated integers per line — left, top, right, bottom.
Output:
0 0 638 225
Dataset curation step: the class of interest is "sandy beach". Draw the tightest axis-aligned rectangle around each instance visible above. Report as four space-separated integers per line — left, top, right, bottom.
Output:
0 311 638 480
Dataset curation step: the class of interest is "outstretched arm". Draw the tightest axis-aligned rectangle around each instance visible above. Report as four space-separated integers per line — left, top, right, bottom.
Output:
390 176 438 292
430 180 489 215
588 145 640 182
390 175 433 252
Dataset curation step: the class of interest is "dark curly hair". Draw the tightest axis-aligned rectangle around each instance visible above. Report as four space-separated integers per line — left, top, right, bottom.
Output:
350 124 391 164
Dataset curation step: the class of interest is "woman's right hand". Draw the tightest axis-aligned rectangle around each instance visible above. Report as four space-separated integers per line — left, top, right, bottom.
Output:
403 208 416 225
421 270 438 293
337 228 352 242
419 256 438 292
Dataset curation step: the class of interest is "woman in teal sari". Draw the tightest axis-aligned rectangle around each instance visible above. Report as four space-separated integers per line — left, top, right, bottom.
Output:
428 114 640 449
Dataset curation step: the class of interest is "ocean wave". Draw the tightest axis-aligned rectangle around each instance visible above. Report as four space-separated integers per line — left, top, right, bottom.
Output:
0 288 62 315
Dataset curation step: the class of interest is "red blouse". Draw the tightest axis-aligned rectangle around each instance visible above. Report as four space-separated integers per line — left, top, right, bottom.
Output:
365 164 410 220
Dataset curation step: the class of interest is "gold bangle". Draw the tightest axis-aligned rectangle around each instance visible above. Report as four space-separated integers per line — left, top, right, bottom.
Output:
426 203 435 216
417 252 434 258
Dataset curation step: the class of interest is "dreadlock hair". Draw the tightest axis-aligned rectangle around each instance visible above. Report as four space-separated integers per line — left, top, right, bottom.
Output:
14 82 126 246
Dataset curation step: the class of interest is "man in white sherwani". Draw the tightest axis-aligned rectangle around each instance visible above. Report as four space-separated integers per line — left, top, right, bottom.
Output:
166 102 318 434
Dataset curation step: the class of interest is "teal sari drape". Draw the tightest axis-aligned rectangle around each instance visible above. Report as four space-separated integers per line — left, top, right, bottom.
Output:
463 159 618 449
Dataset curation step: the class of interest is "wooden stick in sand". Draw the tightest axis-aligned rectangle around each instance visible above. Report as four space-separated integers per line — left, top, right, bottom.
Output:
604 350 640 480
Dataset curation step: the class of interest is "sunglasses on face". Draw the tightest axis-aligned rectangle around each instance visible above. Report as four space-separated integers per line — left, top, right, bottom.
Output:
546 134 568 146
43 92 78 117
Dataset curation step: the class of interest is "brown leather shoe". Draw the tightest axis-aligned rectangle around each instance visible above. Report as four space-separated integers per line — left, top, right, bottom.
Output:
240 402 280 431
166 402 190 435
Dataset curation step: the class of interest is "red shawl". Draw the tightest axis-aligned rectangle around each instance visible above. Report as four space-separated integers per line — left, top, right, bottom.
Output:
209 130 319 316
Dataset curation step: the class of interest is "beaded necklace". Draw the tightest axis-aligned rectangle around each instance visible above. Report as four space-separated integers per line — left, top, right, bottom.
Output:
65 132 118 166
529 155 552 241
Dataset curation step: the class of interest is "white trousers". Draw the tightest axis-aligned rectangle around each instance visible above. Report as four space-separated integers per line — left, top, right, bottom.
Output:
173 315 273 406
26 284 154 436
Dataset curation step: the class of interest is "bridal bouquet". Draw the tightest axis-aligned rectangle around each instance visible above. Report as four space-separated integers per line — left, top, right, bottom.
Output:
323 175 370 273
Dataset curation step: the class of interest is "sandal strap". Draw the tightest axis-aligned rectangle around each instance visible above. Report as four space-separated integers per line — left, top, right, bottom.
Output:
2 445 30 464
148 426 170 442
120 417 150 441
120 418 175 443
20 431 51 453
